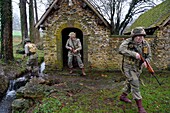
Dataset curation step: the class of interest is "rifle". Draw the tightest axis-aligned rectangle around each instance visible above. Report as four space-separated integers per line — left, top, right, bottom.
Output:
70 38 80 53
140 55 161 86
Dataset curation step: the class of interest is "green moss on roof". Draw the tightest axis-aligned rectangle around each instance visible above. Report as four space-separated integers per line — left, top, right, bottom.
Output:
129 0 170 31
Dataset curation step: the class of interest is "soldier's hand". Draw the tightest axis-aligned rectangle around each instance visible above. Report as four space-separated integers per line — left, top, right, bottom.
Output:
69 47 73 51
135 53 141 60
143 61 147 68
73 49 77 53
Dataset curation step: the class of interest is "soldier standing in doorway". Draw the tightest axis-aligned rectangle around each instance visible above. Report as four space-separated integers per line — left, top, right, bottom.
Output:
65 32 86 76
118 27 152 113
23 38 39 77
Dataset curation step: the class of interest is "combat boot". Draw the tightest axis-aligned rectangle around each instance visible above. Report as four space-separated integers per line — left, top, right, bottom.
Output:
135 99 147 113
120 93 132 103
81 68 86 76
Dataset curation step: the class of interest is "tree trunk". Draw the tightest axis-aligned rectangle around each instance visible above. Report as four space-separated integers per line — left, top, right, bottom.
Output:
29 0 36 42
34 0 38 23
34 0 40 43
1 0 4 58
19 0 28 45
1 0 14 62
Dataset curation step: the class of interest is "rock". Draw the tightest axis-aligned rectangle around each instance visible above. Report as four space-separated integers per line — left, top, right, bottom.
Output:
16 82 48 99
0 68 9 100
12 98 32 112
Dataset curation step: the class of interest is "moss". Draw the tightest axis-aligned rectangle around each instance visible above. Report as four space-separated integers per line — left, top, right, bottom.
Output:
129 0 170 31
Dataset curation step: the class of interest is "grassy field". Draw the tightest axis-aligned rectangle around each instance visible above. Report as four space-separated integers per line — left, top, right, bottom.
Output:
13 30 22 37
2 30 170 113
30 71 170 113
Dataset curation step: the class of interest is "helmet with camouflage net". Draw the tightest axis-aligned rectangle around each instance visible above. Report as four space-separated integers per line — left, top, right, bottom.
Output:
24 38 31 43
131 27 146 38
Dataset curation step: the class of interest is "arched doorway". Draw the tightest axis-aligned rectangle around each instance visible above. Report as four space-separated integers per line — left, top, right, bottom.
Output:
62 28 84 69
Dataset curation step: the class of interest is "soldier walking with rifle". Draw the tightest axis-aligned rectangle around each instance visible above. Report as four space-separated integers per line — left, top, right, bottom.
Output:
65 32 86 76
118 27 152 113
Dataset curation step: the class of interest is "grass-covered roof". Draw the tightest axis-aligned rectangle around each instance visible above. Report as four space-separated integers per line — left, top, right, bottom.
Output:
128 0 170 31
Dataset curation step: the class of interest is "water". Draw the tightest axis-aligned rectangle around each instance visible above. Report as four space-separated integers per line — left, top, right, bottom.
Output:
0 77 28 113
0 62 45 113
40 62 45 73
0 80 16 113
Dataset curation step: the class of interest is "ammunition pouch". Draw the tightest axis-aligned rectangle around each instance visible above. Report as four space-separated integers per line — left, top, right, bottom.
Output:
123 56 136 65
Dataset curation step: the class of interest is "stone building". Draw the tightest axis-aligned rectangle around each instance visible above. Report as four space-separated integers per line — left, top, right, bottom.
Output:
35 0 115 71
36 0 170 72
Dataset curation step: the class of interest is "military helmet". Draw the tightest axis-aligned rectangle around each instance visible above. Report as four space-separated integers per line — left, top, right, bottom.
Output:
131 27 146 38
68 32 76 37
24 38 31 43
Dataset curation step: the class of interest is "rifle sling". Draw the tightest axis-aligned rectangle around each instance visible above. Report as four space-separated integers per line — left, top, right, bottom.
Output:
71 38 76 50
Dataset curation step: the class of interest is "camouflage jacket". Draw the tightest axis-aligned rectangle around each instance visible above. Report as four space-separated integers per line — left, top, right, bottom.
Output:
119 38 152 68
65 38 82 56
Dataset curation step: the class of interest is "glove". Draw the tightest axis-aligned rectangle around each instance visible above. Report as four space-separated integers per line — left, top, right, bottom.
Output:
135 53 141 60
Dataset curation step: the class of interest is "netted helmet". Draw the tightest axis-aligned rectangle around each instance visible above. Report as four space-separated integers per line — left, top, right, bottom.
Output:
24 38 31 44
131 27 146 38
24 38 31 43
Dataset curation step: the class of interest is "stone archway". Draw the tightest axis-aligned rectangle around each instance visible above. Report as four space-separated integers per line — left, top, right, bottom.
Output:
62 28 83 68
54 21 91 70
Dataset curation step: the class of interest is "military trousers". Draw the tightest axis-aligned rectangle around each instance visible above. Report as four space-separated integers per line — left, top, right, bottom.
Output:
68 55 84 69
122 63 142 100
27 53 39 76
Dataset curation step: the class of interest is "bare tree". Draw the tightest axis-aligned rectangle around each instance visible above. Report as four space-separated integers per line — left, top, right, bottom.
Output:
34 0 38 23
29 0 35 42
1 0 14 62
29 0 40 43
89 0 162 34
19 0 28 45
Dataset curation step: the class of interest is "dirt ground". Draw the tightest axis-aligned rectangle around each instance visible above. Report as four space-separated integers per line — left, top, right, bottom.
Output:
30 70 133 112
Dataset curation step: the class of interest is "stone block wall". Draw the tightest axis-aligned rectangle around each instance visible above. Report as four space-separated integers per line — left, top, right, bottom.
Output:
42 2 112 71
153 24 170 70
41 1 170 72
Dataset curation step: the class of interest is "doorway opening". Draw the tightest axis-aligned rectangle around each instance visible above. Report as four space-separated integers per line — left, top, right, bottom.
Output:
62 28 83 69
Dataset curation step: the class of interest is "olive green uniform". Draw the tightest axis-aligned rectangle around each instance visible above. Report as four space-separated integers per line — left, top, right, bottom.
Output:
119 38 151 100
65 38 84 68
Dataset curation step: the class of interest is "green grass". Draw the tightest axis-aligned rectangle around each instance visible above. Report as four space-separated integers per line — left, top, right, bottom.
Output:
129 0 170 31
30 71 170 113
13 30 22 37
2 30 169 113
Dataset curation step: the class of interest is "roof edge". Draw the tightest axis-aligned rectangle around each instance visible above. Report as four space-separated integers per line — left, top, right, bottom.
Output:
35 0 59 29
35 0 111 29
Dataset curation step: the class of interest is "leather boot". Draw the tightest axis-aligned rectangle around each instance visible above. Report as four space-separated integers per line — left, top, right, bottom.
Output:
135 99 147 113
81 68 86 76
120 93 132 103
69 68 73 74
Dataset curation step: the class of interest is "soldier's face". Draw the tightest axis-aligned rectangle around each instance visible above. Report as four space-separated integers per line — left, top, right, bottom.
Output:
70 35 76 39
134 35 144 44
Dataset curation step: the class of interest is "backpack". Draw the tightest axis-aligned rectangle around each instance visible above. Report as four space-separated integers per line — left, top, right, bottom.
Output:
28 43 37 53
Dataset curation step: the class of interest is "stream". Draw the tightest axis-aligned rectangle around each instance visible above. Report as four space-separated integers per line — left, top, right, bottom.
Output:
0 80 16 113
0 62 45 113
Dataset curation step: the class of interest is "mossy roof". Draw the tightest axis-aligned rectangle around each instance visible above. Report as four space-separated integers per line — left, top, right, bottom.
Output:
128 0 170 32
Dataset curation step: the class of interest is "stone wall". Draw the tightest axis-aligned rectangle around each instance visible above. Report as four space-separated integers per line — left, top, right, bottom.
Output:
43 2 111 71
42 2 170 72
153 23 170 70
